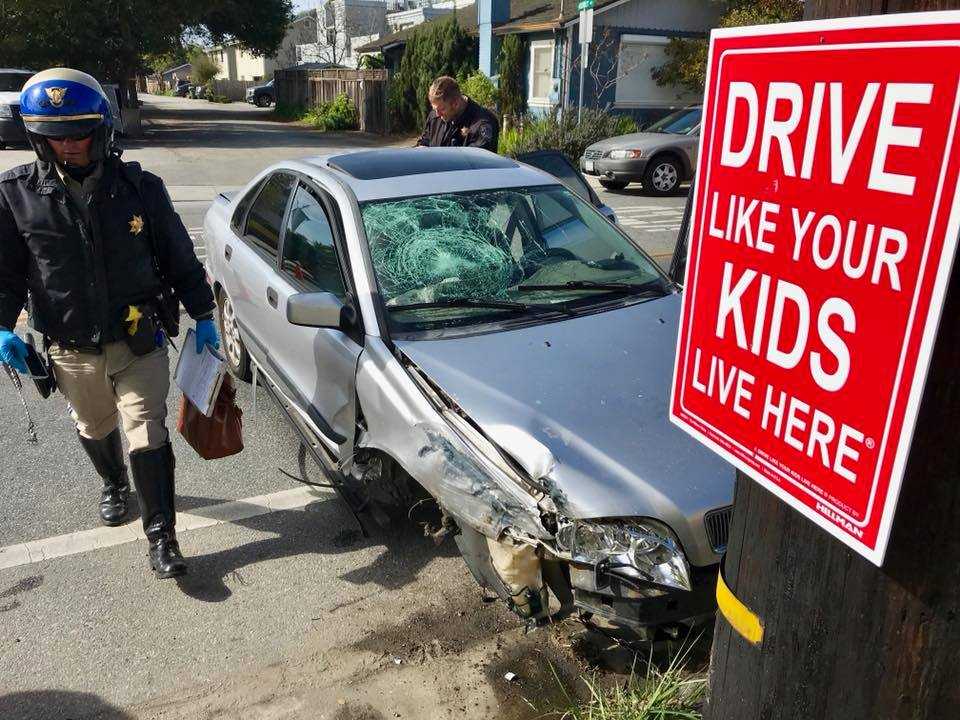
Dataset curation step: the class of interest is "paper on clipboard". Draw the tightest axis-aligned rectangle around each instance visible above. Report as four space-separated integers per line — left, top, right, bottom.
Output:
174 328 227 417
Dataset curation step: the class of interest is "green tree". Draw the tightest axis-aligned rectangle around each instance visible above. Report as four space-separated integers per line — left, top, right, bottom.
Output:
357 53 385 70
652 0 803 94
388 15 477 131
189 50 220 86
0 0 293 106
497 34 526 127
459 71 497 109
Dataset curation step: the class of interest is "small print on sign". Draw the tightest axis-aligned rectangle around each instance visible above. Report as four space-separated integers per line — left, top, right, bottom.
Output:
670 12 960 565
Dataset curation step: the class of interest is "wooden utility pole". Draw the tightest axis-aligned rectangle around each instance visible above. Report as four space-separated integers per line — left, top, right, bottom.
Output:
706 2 960 719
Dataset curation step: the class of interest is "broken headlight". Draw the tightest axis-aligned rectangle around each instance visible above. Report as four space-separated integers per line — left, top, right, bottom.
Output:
555 519 691 592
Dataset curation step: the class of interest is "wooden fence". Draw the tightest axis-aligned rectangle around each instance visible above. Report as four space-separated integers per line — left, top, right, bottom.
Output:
209 78 258 102
275 68 390 134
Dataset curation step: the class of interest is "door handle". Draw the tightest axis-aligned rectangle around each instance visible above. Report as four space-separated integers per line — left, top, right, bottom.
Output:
224 244 233 260
266 287 278 308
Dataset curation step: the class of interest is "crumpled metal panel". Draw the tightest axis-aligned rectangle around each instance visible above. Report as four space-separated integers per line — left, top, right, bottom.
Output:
355 338 550 541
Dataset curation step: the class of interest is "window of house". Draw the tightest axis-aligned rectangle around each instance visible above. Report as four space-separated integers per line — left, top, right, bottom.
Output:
614 35 701 107
528 40 555 105
245 173 297 256
280 186 347 297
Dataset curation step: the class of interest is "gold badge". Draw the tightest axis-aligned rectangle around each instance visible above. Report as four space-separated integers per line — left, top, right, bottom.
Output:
45 86 68 108
129 215 144 235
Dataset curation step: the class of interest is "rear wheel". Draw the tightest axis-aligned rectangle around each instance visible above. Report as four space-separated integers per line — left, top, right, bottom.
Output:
599 178 628 191
643 156 682 196
217 289 252 382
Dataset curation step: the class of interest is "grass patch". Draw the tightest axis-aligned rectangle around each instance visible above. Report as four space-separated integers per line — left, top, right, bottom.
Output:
557 643 707 720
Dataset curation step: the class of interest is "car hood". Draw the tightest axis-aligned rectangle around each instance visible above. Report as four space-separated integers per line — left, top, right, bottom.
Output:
587 132 685 153
395 295 734 530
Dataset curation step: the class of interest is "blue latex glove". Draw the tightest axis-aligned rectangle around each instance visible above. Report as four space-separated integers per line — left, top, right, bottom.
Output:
195 319 220 354
0 328 29 374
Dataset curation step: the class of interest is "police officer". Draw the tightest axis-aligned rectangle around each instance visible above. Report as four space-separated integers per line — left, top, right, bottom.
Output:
0 68 219 579
415 76 499 153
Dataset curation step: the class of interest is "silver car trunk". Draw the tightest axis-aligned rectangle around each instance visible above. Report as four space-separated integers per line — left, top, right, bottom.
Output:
395 294 733 567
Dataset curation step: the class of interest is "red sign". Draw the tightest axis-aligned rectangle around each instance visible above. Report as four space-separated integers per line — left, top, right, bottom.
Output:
670 12 960 564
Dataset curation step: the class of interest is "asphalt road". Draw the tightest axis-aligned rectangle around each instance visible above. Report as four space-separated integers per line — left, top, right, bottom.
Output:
0 95 688 719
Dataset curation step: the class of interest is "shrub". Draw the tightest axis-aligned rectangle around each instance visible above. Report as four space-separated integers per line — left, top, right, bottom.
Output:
388 15 477 131
189 51 220 87
303 92 358 131
459 71 497 109
497 34 526 125
499 107 638 162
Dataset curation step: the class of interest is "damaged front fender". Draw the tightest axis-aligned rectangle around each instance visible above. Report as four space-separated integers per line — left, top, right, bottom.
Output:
354 338 552 542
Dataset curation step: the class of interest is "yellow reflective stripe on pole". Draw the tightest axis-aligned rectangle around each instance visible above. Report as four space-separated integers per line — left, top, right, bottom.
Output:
716 561 764 645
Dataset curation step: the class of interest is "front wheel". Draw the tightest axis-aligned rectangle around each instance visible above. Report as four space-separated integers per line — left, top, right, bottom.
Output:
643 157 682 196
217 290 252 382
599 178 629 191
256 95 272 108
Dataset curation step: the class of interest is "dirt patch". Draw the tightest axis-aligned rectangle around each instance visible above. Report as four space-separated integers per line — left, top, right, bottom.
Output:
351 590 515 664
333 702 387 720
483 637 588 720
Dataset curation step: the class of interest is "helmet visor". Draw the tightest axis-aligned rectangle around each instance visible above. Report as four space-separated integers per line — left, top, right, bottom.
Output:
22 116 103 138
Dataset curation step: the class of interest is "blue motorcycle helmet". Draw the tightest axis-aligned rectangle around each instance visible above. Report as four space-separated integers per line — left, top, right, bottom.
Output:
19 68 115 165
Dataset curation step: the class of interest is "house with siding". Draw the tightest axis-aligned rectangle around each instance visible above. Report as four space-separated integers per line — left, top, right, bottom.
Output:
360 0 715 125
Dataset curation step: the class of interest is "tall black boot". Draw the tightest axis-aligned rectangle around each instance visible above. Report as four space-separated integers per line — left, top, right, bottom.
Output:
129 442 187 579
78 429 130 527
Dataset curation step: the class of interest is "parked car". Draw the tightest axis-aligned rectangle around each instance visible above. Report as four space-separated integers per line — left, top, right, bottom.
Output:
246 79 275 108
203 147 733 638
581 106 702 195
188 84 206 99
0 68 33 148
173 79 191 97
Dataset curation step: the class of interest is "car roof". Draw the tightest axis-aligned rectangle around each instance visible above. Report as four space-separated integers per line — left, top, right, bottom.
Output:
301 147 561 202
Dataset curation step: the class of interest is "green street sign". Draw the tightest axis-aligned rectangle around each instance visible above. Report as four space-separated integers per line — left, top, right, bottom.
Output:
578 0 594 10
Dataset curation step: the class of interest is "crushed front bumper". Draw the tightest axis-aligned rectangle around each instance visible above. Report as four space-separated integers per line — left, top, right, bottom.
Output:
570 562 718 630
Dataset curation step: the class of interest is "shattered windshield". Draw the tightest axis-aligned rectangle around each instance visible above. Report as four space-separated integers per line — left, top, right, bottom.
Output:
360 185 671 330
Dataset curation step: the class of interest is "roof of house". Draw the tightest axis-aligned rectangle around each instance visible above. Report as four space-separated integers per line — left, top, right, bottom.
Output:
355 0 631 53
355 5 477 53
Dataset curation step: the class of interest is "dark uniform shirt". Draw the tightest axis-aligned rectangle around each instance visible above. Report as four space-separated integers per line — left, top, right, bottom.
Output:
0 156 214 347
416 97 499 153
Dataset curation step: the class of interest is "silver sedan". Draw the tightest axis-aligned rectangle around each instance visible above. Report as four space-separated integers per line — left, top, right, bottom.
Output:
581 107 701 195
203 147 733 638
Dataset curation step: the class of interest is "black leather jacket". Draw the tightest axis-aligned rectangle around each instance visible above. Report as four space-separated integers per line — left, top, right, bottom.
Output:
0 156 214 346
416 98 499 152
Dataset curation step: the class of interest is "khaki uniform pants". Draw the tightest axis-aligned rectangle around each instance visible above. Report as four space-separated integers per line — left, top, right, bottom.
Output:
49 341 170 452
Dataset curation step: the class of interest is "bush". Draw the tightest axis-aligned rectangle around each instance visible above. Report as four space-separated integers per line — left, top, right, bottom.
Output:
459 71 497 109
303 92 358 131
388 15 477 132
497 34 526 124
189 51 220 87
498 107 637 162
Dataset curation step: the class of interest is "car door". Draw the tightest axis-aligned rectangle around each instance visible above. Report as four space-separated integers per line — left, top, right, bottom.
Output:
268 179 363 456
227 171 297 367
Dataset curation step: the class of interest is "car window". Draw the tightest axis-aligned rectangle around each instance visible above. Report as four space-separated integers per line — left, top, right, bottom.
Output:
231 179 264 233
647 108 702 135
280 185 347 298
245 173 296 255
518 152 595 205
0 72 29 93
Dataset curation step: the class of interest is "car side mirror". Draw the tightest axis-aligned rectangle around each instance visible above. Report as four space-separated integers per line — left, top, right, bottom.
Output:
286 292 345 329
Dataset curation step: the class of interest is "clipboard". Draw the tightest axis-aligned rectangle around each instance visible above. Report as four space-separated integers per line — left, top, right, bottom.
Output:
173 328 227 417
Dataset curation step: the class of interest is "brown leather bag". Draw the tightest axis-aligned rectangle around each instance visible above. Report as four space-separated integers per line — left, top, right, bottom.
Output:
177 375 244 460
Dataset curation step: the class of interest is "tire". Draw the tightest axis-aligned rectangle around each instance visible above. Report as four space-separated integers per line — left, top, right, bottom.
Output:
256 94 272 108
643 156 682 196
599 178 629 191
217 289 252 382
